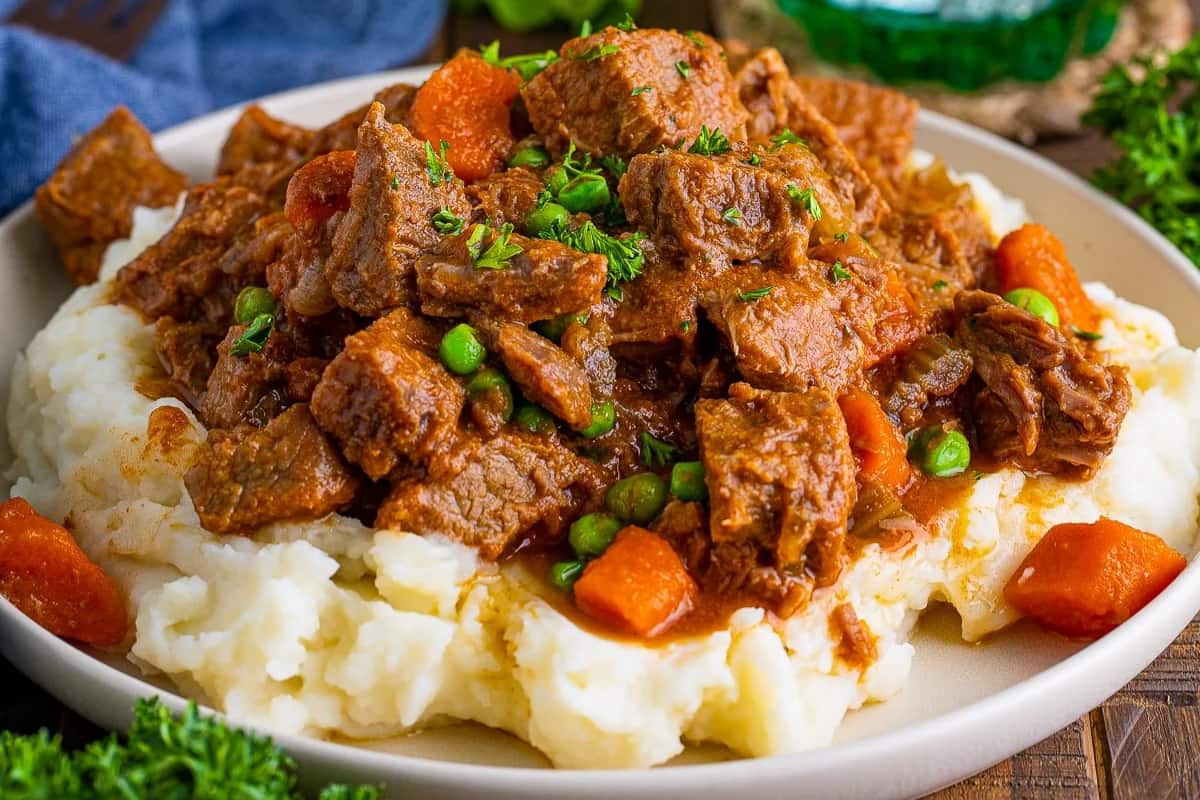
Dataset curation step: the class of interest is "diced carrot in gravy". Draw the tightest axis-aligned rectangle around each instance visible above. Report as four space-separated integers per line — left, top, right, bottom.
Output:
0 497 127 646
409 52 523 182
994 223 1099 332
574 526 696 638
838 387 910 492
1004 518 1186 639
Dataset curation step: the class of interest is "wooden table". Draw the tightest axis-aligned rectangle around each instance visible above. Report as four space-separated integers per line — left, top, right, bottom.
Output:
2 3 1197 798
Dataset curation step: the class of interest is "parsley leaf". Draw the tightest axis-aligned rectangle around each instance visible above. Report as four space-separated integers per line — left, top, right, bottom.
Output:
746 153 762 166
579 19 593 37
230 314 273 357
830 261 852 284
1072 326 1104 341
932 279 948 292
432 207 464 235
424 139 453 186
631 85 653 96
736 286 774 302
541 219 645 291
685 31 707 48
571 43 619 62
389 175 400 191
679 319 691 333
640 432 680 467
616 13 637 32
600 154 628 179
467 223 523 270
770 129 808 148
786 184 823 220
722 207 742 226
675 60 691 79
833 231 849 242
480 41 559 81
687 124 731 156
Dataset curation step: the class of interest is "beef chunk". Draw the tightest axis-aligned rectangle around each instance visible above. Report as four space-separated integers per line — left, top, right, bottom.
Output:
377 430 605 559
696 383 855 584
307 83 418 157
792 77 918 182
415 226 606 323
620 146 818 269
491 322 594 430
651 499 709 574
324 102 472 316
201 321 291 429
955 291 1131 478
154 318 221 411
522 28 747 159
734 47 791 140
217 105 315 178
468 167 545 228
311 309 462 479
35 107 187 285
884 333 974 427
608 258 703 358
115 181 271 322
560 315 617 399
186 404 358 533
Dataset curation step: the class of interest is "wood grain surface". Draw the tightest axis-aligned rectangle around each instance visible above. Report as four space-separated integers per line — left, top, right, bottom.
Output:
1 2 1197 798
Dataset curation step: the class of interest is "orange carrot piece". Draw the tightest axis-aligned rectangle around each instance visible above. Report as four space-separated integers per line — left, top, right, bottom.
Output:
409 52 523 182
574 526 696 637
838 387 911 492
0 497 127 646
1004 518 1186 639
994 223 1098 332
284 150 356 241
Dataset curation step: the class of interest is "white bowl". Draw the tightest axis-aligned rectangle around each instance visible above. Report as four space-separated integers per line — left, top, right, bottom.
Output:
2 67 1199 800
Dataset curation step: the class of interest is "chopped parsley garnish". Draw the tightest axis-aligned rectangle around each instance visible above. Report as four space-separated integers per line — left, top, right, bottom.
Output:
932 279 948 292
424 139 453 186
579 19 593 37
833 231 849 242
786 184 823 220
467 222 523 270
679 320 691 333
736 286 774 302
830 261 852 284
479 40 559 81
558 142 605 181
631 85 653 96
746 153 762 166
541 219 645 291
616 13 637 31
571 43 620 62
722 207 742 226
1072 326 1104 341
432 207 464 235
685 31 707 48
675 60 691 79
640 432 680 467
687 125 731 156
600 154 628 179
770 129 808 148
390 175 400 191
230 314 274 357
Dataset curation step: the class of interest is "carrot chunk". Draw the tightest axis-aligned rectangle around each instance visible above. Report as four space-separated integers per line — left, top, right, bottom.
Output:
409 52 523 182
0 497 127 646
838 387 911 492
1004 518 1186 639
284 150 356 241
994 223 1099 332
574 526 696 637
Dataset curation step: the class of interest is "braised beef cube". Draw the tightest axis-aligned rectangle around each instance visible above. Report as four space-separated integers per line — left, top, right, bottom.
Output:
415 226 606 323
185 404 358 533
651 499 709 574
608 259 701 357
154 318 221 411
285 357 329 403
324 102 472 316
491 321 593 430
620 148 817 269
468 167 545 228
955 291 1131 479
35 107 187 285
307 83 418 157
706 540 813 617
217 105 315 177
522 28 747 159
559 315 617 399
311 309 463 479
216 210 294 284
695 382 855 582
377 430 605 559
884 333 974 427
201 321 291 429
793 76 918 182
115 181 271 322
734 47 790 140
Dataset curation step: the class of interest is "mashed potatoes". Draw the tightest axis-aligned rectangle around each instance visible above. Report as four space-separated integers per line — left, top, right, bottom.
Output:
6 174 1200 769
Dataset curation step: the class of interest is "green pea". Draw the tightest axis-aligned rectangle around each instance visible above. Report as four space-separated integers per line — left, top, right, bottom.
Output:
466 367 514 421
514 404 557 435
579 400 616 438
1003 288 1060 327
545 166 570 196
568 512 622 558
557 174 610 213
908 426 971 478
508 145 551 169
549 559 585 591
438 323 487 375
525 202 569 236
605 472 668 525
233 286 276 325
534 311 589 342
669 461 708 502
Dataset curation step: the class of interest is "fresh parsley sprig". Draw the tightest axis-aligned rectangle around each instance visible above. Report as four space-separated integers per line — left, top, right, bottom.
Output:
786 184 823 220
736 286 774 302
687 125 731 156
231 314 274 357
432 207 464 235
640 433 680 467
540 219 645 291
466 223 523 270
424 140 454 186
479 40 559 81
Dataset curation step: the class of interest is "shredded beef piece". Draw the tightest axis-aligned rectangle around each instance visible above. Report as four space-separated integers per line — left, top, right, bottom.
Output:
377 430 606 559
185 404 359 533
36 107 187 285
490 322 594 431
954 291 1131 478
468 167 545 228
884 333 975 427
311 309 462 480
324 102 472 316
522 28 747 159
559 315 617 399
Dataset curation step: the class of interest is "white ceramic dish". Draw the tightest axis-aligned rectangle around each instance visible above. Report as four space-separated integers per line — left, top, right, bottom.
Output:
2 67 1200 800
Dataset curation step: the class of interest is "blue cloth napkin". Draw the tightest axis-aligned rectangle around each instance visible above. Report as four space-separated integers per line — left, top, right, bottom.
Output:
0 0 447 215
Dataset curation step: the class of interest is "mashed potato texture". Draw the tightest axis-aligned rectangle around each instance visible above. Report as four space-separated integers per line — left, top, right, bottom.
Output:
6 173 1200 768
